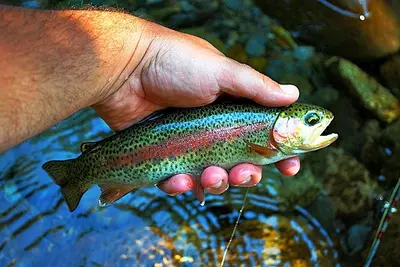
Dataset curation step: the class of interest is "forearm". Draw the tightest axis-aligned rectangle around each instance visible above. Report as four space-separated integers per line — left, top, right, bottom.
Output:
0 6 151 152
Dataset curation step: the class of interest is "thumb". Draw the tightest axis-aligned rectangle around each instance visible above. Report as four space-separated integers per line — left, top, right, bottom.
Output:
216 58 299 107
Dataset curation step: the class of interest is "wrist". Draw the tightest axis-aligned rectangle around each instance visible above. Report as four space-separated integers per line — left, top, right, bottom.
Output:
80 11 155 106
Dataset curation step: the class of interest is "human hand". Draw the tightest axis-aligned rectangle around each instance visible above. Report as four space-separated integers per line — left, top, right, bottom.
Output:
92 21 300 200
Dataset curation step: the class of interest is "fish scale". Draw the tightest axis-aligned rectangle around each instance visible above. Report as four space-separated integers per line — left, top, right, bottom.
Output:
42 101 337 212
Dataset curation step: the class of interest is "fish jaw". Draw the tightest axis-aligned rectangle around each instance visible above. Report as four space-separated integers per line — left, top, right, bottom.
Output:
306 118 338 150
307 132 338 151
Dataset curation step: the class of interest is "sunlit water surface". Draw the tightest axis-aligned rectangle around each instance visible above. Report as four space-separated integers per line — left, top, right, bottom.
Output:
0 109 340 266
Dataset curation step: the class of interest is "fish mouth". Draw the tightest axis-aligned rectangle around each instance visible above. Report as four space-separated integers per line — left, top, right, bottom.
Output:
309 119 338 149
310 132 338 149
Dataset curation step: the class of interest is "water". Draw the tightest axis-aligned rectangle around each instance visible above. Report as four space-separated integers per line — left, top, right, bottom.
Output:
0 109 340 266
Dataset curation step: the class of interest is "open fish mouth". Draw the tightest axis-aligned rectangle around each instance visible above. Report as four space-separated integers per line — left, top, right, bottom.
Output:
309 119 338 149
310 132 338 148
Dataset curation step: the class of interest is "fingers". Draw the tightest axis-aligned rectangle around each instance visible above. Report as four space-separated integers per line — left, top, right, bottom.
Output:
216 58 299 107
228 164 263 187
200 166 229 194
158 164 262 197
158 157 301 197
157 174 194 196
274 156 300 176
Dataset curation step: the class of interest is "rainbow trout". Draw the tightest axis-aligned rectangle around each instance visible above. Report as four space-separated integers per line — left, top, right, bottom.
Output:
43 102 338 212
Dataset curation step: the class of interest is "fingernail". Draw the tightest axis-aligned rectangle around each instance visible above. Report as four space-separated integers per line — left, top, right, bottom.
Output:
240 176 253 186
206 181 229 194
280 84 298 95
210 180 223 190
167 192 181 197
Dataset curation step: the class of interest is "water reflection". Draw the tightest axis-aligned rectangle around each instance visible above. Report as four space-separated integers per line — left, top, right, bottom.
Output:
0 108 339 266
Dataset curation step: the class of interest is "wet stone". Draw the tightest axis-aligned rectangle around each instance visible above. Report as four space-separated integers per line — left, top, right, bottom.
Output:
264 45 315 82
146 0 164 6
327 96 364 157
224 0 246 11
308 86 340 107
326 57 400 124
380 54 400 99
245 33 267 57
361 119 400 188
147 5 181 21
306 193 336 235
226 43 248 64
304 147 381 225
342 224 372 255
261 164 323 210
270 25 297 50
247 56 267 73
380 54 400 89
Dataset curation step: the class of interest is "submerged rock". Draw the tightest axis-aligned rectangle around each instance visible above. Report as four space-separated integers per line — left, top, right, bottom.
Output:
225 43 248 63
341 223 372 256
245 33 267 57
261 164 323 210
247 56 267 73
380 54 400 99
327 96 364 157
304 147 380 225
254 0 400 61
305 193 337 235
361 119 400 188
264 46 315 83
308 86 340 108
326 57 400 124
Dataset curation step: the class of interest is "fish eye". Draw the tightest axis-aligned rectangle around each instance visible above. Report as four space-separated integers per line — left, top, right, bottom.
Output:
304 112 320 126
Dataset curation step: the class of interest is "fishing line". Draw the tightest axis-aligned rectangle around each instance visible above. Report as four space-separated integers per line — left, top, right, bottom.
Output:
364 177 400 267
219 187 250 267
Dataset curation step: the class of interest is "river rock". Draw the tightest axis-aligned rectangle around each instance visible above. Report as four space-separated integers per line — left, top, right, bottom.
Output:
380 54 400 98
361 119 400 188
304 147 380 225
326 57 400 124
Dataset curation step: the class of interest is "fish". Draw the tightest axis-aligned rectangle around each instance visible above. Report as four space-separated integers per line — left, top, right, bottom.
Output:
42 101 338 212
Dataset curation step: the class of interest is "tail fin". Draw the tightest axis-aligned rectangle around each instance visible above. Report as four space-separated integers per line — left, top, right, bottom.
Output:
42 160 89 212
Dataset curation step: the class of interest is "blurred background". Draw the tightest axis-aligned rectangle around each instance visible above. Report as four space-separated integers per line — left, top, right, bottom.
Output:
0 0 399 266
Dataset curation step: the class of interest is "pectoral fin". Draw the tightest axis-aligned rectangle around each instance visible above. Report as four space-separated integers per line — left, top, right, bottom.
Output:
246 142 278 157
98 184 136 206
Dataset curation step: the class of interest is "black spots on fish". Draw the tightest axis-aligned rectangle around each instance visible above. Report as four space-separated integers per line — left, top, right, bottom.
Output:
280 103 334 122
187 153 195 161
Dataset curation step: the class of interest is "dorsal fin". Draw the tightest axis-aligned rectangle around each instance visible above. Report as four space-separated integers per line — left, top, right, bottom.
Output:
80 142 97 152
136 110 165 124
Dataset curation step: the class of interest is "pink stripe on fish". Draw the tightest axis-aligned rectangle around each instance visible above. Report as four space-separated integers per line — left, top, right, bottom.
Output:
109 123 268 167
